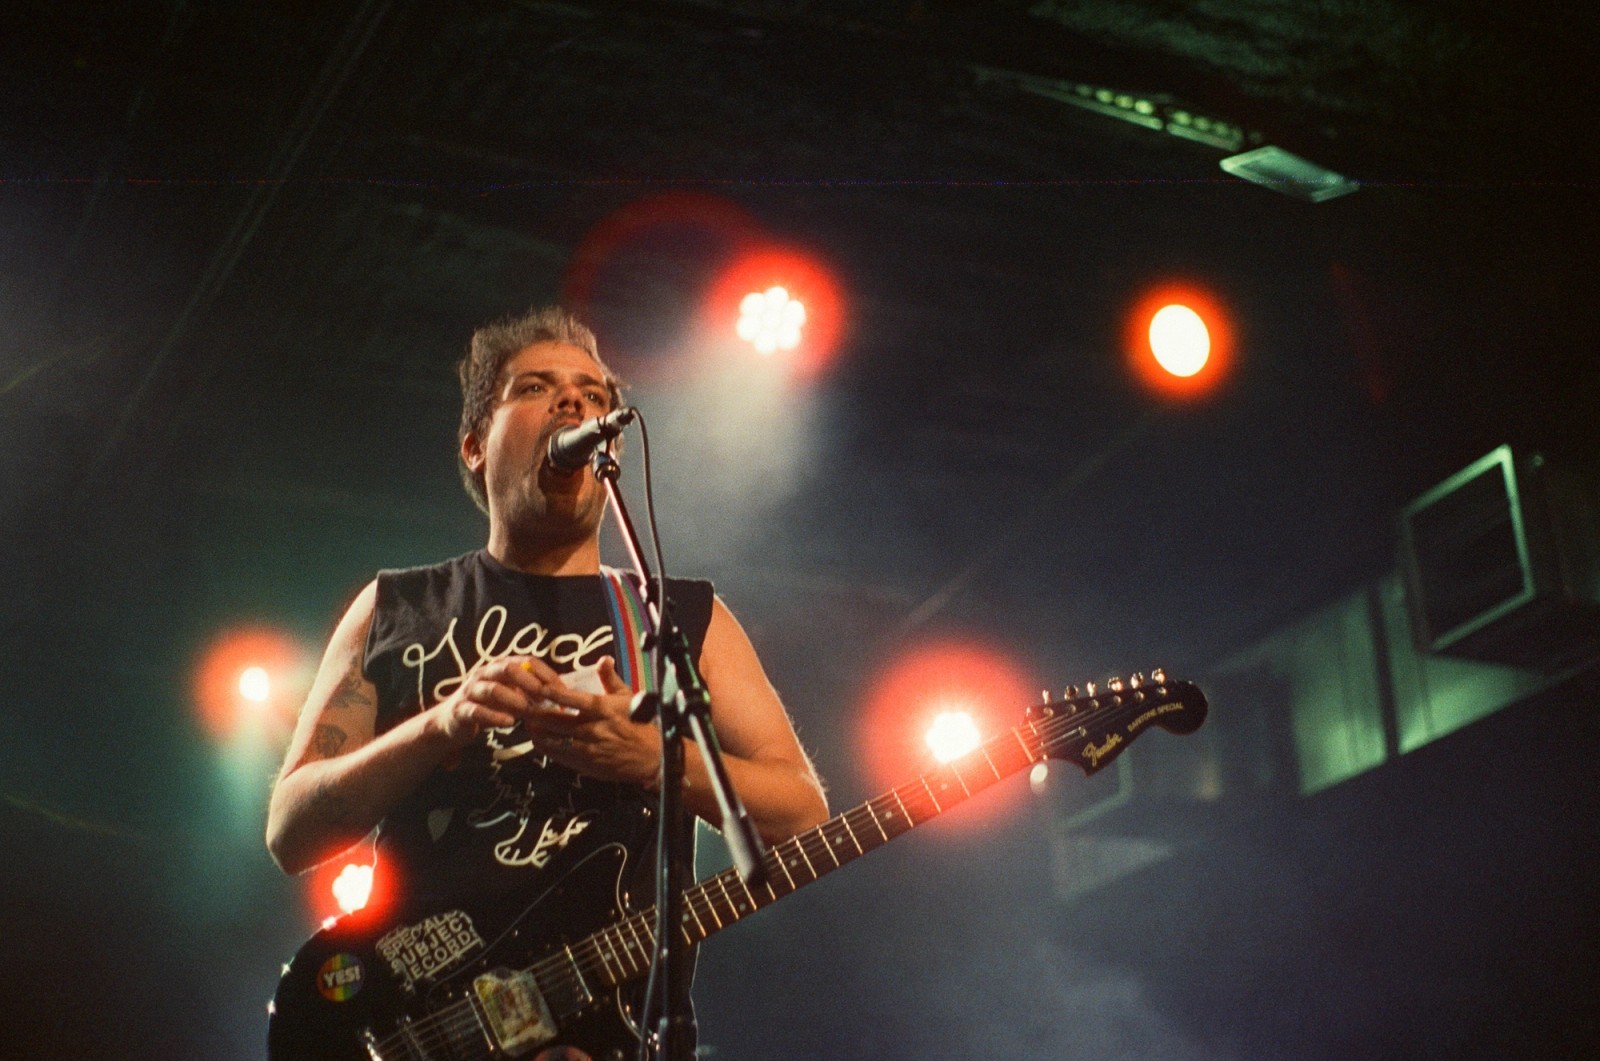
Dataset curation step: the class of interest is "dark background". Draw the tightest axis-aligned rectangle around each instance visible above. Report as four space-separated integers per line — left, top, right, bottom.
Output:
3 2 1597 1058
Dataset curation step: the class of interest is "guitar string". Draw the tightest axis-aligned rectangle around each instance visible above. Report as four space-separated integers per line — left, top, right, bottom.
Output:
376 688 1189 1055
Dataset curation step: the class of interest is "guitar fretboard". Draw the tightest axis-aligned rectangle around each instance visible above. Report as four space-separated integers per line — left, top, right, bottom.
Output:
539 717 1051 1005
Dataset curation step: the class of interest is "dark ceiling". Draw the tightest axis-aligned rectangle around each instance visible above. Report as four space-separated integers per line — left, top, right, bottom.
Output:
2 1 1598 1058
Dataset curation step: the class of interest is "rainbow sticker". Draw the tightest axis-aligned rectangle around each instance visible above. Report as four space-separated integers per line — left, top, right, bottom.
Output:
316 953 365 1002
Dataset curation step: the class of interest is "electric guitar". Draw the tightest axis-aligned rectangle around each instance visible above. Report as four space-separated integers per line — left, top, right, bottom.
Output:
267 673 1207 1060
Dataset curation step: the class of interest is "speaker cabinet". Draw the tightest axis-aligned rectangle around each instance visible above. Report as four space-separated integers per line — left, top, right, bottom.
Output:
1400 446 1600 671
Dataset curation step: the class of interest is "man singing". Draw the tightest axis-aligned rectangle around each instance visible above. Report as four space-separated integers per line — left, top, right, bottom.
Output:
266 306 828 1059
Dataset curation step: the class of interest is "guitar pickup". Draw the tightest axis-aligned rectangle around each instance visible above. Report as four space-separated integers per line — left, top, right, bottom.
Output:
472 968 558 1055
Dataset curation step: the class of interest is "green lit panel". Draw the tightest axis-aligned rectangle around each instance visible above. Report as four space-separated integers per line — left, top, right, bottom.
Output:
1377 574 1548 752
1283 590 1388 795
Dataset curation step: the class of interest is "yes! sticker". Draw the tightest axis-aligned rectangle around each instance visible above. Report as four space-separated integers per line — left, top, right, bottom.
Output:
316 953 365 1002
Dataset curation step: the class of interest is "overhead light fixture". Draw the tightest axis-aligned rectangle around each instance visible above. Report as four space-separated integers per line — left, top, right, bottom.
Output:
1220 146 1359 203
972 66 1250 151
974 65 1358 203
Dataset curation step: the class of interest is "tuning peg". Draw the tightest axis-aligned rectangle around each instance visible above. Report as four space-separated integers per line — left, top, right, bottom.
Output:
1151 666 1166 684
1129 672 1144 689
1062 685 1080 700
1040 689 1051 704
1107 676 1125 693
1084 681 1096 697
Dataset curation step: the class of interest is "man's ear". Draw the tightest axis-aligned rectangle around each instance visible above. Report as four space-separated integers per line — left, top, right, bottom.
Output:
461 429 485 474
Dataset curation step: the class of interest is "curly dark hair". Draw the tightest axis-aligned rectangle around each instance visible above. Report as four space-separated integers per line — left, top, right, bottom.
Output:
456 305 623 512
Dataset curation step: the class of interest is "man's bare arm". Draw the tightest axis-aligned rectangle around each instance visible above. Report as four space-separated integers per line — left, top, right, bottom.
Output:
265 582 541 874
686 596 829 840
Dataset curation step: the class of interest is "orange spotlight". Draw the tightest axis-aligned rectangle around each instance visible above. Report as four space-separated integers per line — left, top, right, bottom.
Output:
704 243 846 380
192 626 307 742
306 849 393 928
1124 281 1235 399
858 640 1037 825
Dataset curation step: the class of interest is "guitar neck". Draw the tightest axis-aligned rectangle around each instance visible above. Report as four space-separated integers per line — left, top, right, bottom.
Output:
698 724 1042 934
554 722 1044 996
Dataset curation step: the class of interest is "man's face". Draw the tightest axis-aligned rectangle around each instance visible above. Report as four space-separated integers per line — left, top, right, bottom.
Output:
464 340 615 544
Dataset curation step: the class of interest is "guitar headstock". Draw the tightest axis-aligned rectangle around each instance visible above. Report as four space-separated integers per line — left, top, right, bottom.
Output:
1025 669 1208 775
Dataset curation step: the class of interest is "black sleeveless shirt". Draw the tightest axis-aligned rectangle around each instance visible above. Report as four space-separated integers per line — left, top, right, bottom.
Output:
362 549 714 907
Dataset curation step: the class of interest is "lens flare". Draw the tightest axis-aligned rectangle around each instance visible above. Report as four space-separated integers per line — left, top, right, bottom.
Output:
332 863 375 915
239 665 271 703
925 710 983 763
736 286 808 354
858 640 1036 828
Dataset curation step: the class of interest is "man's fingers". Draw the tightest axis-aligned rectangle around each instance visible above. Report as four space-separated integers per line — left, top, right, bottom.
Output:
509 655 564 685
470 706 518 729
597 655 631 695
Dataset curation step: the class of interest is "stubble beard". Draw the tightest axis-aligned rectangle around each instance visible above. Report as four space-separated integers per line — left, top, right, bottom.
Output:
494 462 605 555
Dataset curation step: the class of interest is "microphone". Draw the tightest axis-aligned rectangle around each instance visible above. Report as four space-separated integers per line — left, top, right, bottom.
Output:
546 406 637 473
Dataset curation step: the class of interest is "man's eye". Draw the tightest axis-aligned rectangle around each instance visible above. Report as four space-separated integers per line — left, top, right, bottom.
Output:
584 392 605 405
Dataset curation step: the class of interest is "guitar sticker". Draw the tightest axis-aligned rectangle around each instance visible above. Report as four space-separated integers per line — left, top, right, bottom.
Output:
375 910 485 992
315 953 365 1002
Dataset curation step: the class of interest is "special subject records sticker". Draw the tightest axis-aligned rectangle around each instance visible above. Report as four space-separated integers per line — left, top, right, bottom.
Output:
316 953 365 1002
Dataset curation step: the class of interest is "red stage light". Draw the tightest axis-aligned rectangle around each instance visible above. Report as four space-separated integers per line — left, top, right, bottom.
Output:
704 243 846 380
192 627 306 742
305 849 393 928
1124 281 1235 399
857 640 1037 826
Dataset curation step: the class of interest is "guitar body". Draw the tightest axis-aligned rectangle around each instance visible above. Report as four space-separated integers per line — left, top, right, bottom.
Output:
268 844 652 1061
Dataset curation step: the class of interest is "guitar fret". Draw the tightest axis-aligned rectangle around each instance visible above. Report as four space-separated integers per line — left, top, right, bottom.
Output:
725 873 749 916
770 845 798 892
735 873 759 915
624 916 652 969
589 936 618 987
713 873 738 920
1011 727 1037 763
595 929 623 982
863 801 890 842
839 814 865 855
822 824 844 866
793 835 819 880
684 895 710 937
704 885 728 929
564 944 593 1003
814 828 838 867
920 777 944 814
890 789 914 828
622 923 647 974
979 745 1001 780
756 864 780 903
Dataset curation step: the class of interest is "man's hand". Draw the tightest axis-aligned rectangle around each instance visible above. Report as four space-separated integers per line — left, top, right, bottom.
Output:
494 655 661 789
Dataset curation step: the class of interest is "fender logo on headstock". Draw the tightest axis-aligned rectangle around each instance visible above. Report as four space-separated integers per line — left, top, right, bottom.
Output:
1082 732 1123 768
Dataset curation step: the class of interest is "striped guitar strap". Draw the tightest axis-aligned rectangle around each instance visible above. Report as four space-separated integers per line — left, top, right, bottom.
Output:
599 566 659 695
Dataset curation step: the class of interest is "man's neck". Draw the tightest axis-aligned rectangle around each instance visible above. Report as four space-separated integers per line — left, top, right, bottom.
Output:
485 527 602 575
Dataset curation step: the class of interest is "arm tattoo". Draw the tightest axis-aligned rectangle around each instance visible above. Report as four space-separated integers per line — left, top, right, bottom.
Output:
311 724 348 760
326 669 369 714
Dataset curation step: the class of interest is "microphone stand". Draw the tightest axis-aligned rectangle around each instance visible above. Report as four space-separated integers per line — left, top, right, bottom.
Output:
590 445 769 1061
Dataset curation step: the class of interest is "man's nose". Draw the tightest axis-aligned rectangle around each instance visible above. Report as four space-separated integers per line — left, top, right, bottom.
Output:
551 385 585 416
